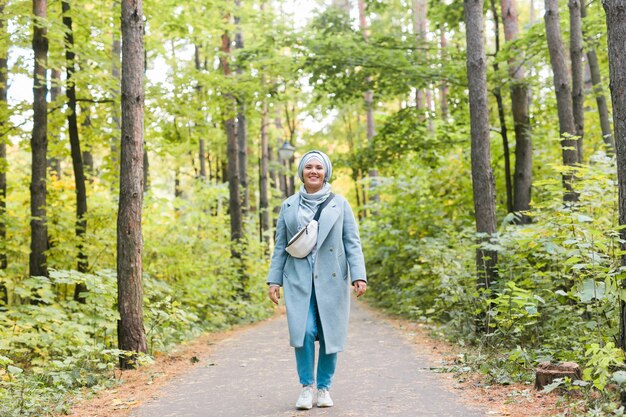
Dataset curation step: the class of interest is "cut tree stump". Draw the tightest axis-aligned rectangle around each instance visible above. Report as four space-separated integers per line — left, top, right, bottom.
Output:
534 361 582 390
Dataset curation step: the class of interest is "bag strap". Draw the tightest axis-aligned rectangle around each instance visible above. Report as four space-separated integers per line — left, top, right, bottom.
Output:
313 193 335 222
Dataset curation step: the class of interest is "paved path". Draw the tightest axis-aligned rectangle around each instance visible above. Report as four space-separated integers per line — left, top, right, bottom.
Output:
131 299 486 417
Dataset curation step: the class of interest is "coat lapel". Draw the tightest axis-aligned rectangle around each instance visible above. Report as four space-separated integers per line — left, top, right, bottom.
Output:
283 194 300 236
317 198 340 247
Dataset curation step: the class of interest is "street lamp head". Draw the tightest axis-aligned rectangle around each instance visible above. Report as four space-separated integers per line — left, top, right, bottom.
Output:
278 141 296 161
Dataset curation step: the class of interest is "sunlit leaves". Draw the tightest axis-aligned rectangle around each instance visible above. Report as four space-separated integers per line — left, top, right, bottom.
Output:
301 8 439 105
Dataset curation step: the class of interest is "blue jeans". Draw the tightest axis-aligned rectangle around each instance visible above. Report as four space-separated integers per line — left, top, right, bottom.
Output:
295 288 338 390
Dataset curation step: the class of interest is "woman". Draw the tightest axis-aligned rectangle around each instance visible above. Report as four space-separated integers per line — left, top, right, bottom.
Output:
267 150 367 410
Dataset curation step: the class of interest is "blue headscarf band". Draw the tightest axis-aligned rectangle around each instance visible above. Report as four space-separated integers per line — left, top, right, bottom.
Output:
297 150 333 183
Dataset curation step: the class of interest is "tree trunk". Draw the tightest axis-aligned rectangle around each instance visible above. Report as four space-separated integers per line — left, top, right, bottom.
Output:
360 168 367 215
30 0 48 278
195 67 205 181
0 0 7 286
78 100 95 182
193 44 207 179
603 0 626 350
48 68 62 177
221 29 243 247
439 28 449 119
221 25 246 296
345 111 364 219
117 0 147 368
279 158 287 197
275 113 288 198
268 142 278 192
82 148 94 178
143 148 149 192
582 2 614 154
501 0 532 222
412 0 426 110
198 139 206 179
62 1 89 301
569 0 584 163
357 0 379 198
355 114 368 217
285 160 293 196
464 0 498 317
544 0 578 202
364 102 376 185
354 171 362 219
207 152 213 182
283 104 297 196
260 99 270 246
194 41 202 71
528 0 536 112
174 167 182 198
234 2 249 214
237 107 247 209
495 82 514 217
413 0 434 132
220 157 228 184
47 68 64 254
111 7 121 187
490 0 513 213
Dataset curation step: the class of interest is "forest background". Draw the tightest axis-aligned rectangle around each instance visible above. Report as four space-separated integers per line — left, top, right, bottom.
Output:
2 0 626 415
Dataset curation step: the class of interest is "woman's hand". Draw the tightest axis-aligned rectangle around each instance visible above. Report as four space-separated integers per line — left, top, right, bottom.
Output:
353 280 367 297
268 285 281 305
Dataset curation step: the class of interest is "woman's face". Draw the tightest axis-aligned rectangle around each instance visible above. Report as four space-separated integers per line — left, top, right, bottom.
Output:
302 158 325 193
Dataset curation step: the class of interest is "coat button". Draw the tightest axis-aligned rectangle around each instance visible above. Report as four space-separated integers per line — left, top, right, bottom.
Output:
315 275 318 279
332 272 336 277
330 248 333 252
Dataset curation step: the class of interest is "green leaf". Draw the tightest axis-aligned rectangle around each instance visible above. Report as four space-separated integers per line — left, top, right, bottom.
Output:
577 279 606 302
7 365 23 375
612 371 626 384
525 305 538 315
564 256 582 265
542 378 564 393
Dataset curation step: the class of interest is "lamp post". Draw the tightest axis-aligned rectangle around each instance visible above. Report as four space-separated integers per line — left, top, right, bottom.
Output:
277 141 295 196
278 141 295 161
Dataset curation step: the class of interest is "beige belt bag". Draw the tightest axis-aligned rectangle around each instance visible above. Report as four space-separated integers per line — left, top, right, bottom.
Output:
285 193 334 258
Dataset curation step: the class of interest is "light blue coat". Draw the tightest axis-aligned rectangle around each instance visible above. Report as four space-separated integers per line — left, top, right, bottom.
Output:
267 193 367 354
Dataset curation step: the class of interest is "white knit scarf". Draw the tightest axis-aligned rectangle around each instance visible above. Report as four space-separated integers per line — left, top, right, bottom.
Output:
297 183 332 228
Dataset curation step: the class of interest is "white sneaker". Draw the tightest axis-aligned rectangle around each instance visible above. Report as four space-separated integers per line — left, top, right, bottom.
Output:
296 385 314 410
316 388 333 408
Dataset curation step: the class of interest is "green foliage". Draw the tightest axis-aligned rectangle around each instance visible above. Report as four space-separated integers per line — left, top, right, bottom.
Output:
487 281 542 337
584 342 625 391
0 173 272 415
300 8 443 106
0 220 272 416
363 147 626 404
362 148 475 320
1 0 624 415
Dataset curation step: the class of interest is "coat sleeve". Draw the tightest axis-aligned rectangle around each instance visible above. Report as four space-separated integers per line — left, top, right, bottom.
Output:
341 198 367 283
266 203 289 286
